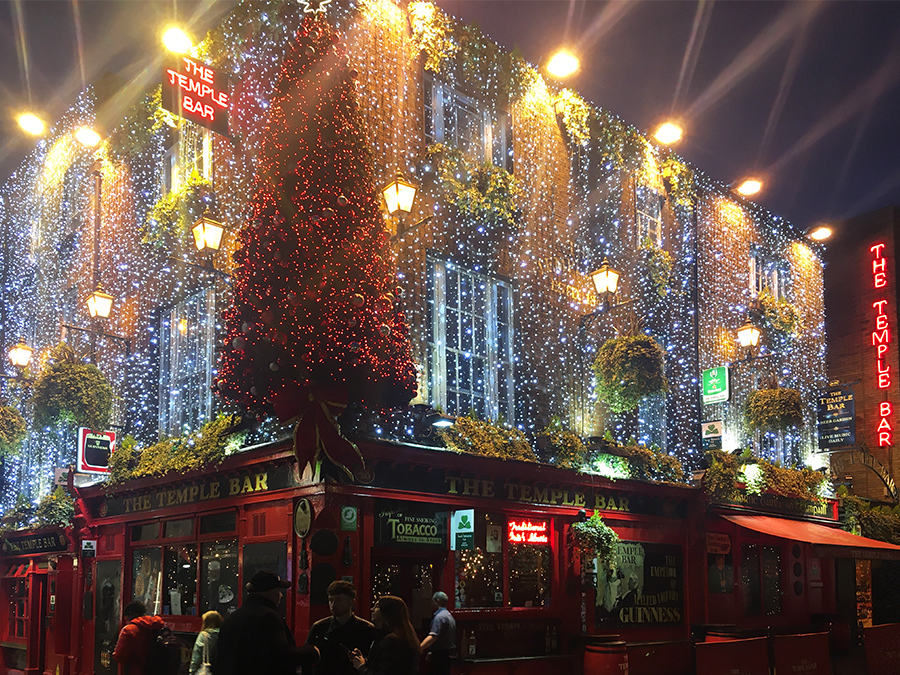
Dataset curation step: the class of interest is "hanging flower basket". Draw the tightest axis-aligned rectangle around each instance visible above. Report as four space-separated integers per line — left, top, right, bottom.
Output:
0 405 26 457
745 387 803 432
32 344 113 430
593 334 668 413
570 511 620 568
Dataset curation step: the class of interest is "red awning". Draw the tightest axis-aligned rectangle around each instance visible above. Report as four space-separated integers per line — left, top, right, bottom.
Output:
719 513 900 560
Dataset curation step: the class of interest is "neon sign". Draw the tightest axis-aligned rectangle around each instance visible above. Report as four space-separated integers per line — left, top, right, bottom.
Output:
870 243 893 446
162 56 230 136
508 520 549 544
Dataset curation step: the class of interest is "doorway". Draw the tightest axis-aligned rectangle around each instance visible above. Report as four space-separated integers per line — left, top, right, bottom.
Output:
371 552 445 634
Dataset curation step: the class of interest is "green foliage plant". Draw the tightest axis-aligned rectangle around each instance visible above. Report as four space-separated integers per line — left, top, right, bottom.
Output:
593 334 668 413
637 238 674 299
704 449 825 502
107 87 169 165
408 1 459 73
0 487 75 533
571 510 620 568
745 387 803 432
32 344 112 431
757 290 801 339
660 156 695 209
841 493 900 544
541 418 588 470
614 443 685 483
0 405 26 457
143 169 214 247
703 450 741 501
555 89 591 143
438 415 537 462
106 415 241 485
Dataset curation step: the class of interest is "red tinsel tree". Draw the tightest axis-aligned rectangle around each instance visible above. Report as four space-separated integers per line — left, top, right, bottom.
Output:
216 16 417 474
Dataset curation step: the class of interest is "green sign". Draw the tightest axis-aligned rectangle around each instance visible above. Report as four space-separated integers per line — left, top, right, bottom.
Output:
702 366 730 404
340 506 358 531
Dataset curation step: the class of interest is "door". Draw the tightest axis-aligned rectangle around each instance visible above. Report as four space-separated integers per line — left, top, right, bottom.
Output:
370 553 444 634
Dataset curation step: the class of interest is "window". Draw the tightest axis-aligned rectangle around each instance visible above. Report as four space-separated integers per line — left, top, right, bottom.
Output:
131 547 163 612
5 579 27 640
161 128 212 195
163 545 198 616
243 542 288 619
425 73 513 171
200 540 239 615
159 286 218 437
636 186 662 246
750 250 789 301
426 259 514 422
454 514 551 609
741 543 783 616
200 511 237 535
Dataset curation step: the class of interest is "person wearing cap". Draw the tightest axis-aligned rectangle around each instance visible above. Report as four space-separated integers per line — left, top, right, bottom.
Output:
420 592 455 675
306 580 376 675
214 570 319 675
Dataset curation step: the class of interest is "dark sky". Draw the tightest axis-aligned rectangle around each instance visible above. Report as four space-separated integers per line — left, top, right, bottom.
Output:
3 0 900 231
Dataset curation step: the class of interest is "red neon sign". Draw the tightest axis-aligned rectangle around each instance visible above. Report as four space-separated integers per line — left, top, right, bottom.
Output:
162 56 230 136
508 520 549 544
870 242 893 446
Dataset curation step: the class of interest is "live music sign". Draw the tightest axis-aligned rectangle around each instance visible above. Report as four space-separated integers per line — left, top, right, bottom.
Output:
162 55 230 137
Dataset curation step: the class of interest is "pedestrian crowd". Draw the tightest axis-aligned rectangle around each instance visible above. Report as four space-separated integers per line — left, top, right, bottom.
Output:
112 572 456 675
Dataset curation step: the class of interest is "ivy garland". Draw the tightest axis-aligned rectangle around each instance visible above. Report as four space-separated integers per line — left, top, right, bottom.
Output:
702 450 741 501
593 334 668 413
438 415 537 463
556 89 591 144
0 487 75 533
106 414 242 485
637 238 674 299
143 170 215 248
703 450 825 502
0 406 26 457
570 510 620 568
408 1 459 73
32 344 112 431
841 491 900 544
426 143 520 232
610 444 685 483
757 290 801 339
660 156 695 209
541 418 588 470
745 387 803 432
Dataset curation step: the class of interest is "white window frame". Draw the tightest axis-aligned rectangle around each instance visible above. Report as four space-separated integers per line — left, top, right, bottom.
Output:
159 287 217 437
426 258 515 423
750 249 789 301
635 185 662 247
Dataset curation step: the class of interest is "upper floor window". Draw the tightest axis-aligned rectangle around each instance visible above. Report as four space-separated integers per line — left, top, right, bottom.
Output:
161 128 212 195
635 186 662 246
425 74 513 172
159 286 217 437
426 258 514 423
750 249 789 301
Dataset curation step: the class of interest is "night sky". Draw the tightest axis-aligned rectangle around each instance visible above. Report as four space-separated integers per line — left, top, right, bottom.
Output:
2 0 900 231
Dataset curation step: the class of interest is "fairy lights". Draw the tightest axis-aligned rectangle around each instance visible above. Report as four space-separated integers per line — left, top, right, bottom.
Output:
0 0 826 508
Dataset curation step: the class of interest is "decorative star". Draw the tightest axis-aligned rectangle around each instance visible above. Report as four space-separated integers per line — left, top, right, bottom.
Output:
300 0 332 15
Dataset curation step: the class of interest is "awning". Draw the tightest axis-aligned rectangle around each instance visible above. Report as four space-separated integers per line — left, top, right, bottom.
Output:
720 513 900 560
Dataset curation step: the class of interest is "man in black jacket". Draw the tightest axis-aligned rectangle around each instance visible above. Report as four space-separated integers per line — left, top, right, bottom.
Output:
306 581 376 675
215 570 319 675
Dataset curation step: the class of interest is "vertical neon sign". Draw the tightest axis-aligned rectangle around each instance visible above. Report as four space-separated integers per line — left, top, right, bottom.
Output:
871 243 893 446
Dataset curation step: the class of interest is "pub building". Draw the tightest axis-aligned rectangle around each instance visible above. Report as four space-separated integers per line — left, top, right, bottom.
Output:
5 436 900 675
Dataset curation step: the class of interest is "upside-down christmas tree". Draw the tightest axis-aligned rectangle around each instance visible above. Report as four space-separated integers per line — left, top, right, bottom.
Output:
216 14 417 480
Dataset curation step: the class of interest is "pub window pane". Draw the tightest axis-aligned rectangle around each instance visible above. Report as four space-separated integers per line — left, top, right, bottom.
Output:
131 548 163 613
163 545 198 615
508 519 551 607
200 511 237 535
762 546 782 615
243 541 288 619
741 544 761 616
165 518 194 539
200 540 239 615
454 514 502 609
131 523 160 542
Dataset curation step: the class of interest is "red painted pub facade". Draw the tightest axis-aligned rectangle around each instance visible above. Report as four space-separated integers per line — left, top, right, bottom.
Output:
3 439 900 675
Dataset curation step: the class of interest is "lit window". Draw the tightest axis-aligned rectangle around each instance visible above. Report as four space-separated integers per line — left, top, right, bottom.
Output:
426 259 515 423
636 186 662 246
159 287 217 436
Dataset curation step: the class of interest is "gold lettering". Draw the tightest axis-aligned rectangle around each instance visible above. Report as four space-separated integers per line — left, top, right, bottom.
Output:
563 491 575 507
533 486 548 503
229 478 241 496
618 497 630 512
255 473 268 492
177 487 190 504
463 478 479 496
574 491 586 507
242 476 254 494
143 495 152 510
209 482 220 499
446 477 460 495
550 489 563 505
189 486 200 502
520 485 532 502
595 494 606 510
504 483 517 500
607 496 618 510
481 480 494 498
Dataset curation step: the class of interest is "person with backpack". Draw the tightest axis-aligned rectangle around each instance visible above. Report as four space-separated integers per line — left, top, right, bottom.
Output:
113 601 180 675
214 570 319 675
190 611 222 675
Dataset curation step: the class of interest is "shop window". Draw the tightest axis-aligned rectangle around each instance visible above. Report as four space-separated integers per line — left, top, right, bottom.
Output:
636 186 662 246
243 542 288 619
163 545 198 616
509 520 551 607
5 579 28 640
761 546 783 615
455 514 503 609
131 523 161 542
200 540 239 616
131 548 163 613
200 511 237 535
426 259 515 423
159 286 218 437
165 518 194 539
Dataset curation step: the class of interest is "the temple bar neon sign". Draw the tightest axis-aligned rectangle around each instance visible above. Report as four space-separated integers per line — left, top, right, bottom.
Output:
870 242 893 447
508 520 549 544
162 56 230 137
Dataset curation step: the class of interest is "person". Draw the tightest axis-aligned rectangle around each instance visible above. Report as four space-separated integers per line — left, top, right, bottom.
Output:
709 554 733 593
214 570 319 675
420 592 455 675
112 601 166 675
350 596 420 675
307 580 376 675
190 611 222 675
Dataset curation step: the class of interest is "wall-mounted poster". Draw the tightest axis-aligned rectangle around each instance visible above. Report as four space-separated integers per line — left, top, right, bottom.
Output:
595 541 683 626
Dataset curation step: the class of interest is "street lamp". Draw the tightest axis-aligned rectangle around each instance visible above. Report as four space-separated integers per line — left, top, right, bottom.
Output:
163 26 193 54
381 171 432 242
86 286 114 319
807 226 832 242
75 127 101 148
192 211 225 252
590 258 620 311
8 340 32 369
547 50 579 78
653 122 683 145
735 179 762 197
17 113 45 136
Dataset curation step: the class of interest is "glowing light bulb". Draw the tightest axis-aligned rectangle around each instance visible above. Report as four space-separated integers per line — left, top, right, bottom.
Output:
736 179 762 196
17 113 45 136
808 226 832 241
653 122 683 145
547 50 579 78
163 26 193 54
75 127 101 147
